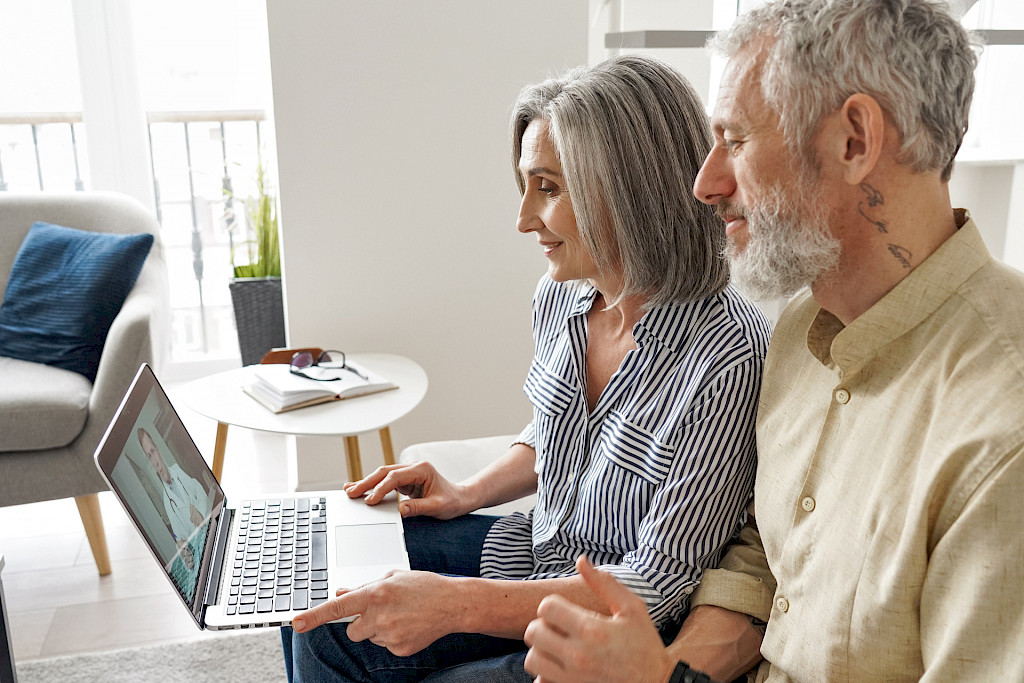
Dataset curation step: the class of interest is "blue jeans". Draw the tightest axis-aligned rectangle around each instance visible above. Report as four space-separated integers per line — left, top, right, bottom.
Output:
281 514 531 683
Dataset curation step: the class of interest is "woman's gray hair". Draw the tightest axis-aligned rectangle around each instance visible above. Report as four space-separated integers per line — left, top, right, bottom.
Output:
510 55 728 307
711 0 979 182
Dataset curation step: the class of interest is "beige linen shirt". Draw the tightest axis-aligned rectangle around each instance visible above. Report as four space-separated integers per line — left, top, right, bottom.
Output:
692 212 1024 681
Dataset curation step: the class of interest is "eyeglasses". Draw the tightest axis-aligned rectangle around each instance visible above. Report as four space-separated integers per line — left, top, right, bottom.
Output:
289 349 369 382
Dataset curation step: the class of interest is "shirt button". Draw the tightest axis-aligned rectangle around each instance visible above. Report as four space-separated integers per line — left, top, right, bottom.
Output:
683 586 694 595
801 496 815 512
776 597 790 613
835 388 850 404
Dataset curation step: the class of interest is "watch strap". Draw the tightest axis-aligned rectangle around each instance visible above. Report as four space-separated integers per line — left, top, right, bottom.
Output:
668 661 713 683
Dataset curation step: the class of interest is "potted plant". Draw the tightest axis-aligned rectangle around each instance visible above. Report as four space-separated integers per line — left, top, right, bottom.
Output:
228 163 286 365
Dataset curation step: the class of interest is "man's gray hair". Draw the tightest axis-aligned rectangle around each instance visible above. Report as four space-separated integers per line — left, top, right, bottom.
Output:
510 55 728 307
711 0 979 181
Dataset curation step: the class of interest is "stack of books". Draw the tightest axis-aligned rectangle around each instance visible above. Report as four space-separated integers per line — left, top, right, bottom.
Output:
243 362 396 413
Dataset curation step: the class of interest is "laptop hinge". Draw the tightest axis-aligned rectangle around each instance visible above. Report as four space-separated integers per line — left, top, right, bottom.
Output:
203 506 234 608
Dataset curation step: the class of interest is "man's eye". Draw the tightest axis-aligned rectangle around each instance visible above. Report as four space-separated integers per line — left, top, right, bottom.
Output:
724 138 744 152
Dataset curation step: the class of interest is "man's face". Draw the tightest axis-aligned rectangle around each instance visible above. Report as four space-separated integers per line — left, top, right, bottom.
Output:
694 44 840 300
140 431 171 485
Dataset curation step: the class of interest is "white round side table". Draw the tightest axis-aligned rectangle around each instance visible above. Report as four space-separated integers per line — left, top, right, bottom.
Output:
177 353 428 482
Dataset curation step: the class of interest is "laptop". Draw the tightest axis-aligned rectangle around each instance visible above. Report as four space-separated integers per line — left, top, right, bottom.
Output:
93 363 410 630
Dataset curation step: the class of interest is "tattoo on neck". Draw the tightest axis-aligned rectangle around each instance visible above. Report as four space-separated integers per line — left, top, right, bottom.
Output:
887 244 912 269
858 183 888 233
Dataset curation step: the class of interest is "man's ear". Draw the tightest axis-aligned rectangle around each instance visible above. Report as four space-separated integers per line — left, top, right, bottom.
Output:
831 93 885 185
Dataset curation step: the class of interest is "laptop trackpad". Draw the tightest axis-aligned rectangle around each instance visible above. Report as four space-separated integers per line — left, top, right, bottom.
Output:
335 523 406 567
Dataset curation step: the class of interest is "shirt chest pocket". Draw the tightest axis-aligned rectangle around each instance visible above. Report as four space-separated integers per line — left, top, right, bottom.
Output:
523 358 576 418
523 358 580 477
594 410 677 487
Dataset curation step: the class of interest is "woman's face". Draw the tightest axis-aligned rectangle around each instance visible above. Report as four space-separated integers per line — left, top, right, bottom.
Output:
516 119 598 284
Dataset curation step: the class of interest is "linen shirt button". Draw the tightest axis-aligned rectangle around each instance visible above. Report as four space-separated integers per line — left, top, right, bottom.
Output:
801 496 815 512
683 586 694 595
776 597 789 613
835 388 850 404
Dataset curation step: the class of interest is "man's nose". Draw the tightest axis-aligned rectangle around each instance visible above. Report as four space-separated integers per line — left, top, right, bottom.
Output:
694 145 735 206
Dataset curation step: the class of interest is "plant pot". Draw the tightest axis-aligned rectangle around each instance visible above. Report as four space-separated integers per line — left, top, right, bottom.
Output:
229 277 286 366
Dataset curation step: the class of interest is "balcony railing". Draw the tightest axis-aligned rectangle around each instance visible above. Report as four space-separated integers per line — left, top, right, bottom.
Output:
0 110 269 361
0 113 87 192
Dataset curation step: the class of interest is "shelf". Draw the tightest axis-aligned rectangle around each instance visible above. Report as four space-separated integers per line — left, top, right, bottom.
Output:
955 146 1024 165
605 28 1024 49
604 30 714 49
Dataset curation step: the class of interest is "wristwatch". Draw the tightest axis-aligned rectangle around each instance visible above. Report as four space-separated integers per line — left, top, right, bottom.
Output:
668 660 717 683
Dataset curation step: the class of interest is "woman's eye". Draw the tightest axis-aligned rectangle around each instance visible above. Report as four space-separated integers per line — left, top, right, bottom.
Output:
539 181 558 195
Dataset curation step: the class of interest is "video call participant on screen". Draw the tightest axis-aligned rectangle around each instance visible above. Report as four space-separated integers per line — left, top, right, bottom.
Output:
137 427 208 572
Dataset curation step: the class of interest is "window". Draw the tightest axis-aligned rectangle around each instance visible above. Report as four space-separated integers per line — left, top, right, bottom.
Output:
960 0 1024 155
134 0 276 365
0 0 276 371
0 0 84 192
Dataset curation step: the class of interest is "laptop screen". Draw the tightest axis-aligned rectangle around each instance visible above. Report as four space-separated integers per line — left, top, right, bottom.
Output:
95 365 225 613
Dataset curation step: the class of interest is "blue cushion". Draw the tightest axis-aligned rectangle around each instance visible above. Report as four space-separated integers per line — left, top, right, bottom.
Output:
0 221 154 382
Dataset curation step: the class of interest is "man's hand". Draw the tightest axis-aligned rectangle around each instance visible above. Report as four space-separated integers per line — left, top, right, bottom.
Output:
668 605 764 681
524 556 676 683
176 539 195 570
290 570 461 656
344 461 471 519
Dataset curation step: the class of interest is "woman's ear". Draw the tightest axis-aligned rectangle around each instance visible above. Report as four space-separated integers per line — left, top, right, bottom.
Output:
833 93 885 185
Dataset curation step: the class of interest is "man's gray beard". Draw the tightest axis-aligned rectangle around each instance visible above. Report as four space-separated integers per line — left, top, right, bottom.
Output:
726 184 841 301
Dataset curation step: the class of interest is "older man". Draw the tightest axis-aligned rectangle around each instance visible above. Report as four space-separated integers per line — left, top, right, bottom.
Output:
523 1 1024 681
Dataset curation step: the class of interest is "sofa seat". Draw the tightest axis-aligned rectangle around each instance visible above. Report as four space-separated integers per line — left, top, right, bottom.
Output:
0 356 91 451
399 434 536 517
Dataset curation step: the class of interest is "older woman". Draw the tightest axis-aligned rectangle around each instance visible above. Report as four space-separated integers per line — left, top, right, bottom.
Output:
283 54 770 682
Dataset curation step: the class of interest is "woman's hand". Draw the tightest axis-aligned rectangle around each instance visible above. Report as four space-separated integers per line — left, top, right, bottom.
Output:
292 570 461 656
344 461 473 519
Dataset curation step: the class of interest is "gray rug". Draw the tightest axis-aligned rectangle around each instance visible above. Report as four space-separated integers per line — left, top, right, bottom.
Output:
16 629 287 683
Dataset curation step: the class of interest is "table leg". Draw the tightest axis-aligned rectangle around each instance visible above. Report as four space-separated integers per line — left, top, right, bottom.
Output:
379 426 395 466
344 435 363 481
212 422 229 482
0 556 16 683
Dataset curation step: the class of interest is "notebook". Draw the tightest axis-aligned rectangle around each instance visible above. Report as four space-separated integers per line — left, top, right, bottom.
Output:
93 363 410 630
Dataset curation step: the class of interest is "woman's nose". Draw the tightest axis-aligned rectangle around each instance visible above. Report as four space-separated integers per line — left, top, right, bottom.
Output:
516 194 542 234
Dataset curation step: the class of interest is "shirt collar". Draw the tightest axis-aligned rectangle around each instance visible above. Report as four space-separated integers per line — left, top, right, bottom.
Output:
636 296 711 353
568 279 703 353
571 280 599 315
808 209 989 373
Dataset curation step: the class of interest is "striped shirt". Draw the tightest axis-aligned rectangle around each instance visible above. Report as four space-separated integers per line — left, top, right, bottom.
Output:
479 274 771 627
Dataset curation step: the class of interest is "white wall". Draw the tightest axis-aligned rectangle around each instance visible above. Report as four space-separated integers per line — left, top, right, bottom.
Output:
265 1 587 484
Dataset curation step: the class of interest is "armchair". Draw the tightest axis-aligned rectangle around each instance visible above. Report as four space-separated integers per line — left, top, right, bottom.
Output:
0 192 168 575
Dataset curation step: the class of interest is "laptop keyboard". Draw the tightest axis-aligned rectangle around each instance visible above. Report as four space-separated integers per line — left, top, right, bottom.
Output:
225 497 330 615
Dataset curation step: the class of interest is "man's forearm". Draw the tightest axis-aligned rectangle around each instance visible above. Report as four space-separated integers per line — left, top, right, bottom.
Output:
667 605 764 682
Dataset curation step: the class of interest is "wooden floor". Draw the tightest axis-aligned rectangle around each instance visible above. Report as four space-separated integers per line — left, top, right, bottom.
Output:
1 384 296 663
